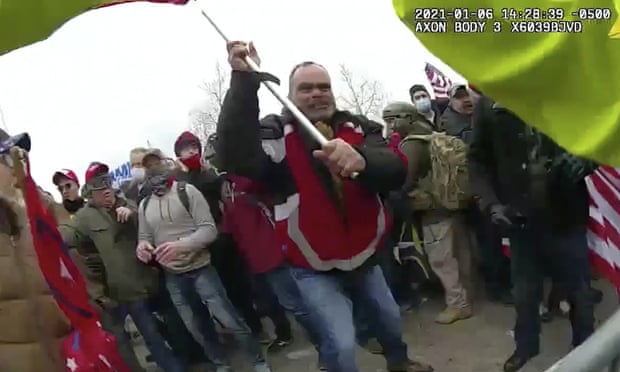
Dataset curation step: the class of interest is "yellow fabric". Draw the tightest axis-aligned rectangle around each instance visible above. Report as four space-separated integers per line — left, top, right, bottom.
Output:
393 0 620 165
0 0 117 55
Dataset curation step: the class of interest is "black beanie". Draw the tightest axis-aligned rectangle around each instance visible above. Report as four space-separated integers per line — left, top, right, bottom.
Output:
409 84 429 98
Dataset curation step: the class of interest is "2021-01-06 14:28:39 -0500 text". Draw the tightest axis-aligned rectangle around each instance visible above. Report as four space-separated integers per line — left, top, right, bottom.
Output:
411 7 612 21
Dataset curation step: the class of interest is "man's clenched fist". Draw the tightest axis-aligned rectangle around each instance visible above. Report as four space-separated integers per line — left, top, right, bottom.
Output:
227 41 260 71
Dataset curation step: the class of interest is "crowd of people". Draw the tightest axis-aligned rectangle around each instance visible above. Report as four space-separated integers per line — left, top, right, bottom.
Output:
0 40 607 372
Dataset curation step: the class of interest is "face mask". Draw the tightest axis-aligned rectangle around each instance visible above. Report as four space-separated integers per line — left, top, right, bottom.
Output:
150 175 174 196
131 167 145 181
415 98 432 114
180 153 202 171
148 165 174 196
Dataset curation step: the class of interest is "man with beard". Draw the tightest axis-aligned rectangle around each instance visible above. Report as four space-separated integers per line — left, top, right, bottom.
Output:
216 41 432 372
439 84 474 143
52 169 85 215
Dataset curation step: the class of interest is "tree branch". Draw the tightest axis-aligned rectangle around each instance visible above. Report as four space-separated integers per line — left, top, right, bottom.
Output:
337 63 386 120
189 61 230 143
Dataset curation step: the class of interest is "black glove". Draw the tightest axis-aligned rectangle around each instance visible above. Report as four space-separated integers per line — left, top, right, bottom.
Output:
387 190 414 220
489 203 523 228
552 152 597 184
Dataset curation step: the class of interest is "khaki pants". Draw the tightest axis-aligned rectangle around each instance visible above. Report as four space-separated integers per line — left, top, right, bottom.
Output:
422 212 472 309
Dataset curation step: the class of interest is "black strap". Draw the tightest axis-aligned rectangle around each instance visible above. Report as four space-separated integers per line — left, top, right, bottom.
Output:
256 71 280 85
142 194 151 215
142 182 191 217
177 182 191 217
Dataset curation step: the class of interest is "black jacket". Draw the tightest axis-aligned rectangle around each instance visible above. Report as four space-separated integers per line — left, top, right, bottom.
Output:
440 106 473 144
468 96 590 230
215 71 406 206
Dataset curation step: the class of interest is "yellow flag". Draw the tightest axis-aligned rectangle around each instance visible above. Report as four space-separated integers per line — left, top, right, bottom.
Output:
0 1 188 56
393 0 620 165
0 0 108 55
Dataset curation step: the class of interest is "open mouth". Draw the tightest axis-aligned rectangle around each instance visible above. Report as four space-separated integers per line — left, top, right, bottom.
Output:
310 101 330 110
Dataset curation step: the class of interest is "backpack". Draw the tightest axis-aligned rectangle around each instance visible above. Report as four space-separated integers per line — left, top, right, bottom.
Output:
401 132 471 210
142 181 191 217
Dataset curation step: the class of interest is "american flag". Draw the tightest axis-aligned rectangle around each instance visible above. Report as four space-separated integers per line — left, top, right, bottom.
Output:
502 166 620 294
586 166 620 294
424 62 453 99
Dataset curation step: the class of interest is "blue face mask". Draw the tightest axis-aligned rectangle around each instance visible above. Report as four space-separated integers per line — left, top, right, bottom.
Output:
415 98 432 113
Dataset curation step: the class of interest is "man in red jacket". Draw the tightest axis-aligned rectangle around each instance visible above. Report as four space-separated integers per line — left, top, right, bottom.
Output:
216 41 432 372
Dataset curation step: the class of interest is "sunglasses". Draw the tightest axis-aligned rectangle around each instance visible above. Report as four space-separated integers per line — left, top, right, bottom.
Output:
88 175 112 191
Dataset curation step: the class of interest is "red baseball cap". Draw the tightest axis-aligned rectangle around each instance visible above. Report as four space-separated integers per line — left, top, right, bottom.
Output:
52 169 79 186
84 162 110 185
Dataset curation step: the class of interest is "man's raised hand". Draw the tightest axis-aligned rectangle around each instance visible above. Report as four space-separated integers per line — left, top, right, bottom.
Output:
227 41 260 71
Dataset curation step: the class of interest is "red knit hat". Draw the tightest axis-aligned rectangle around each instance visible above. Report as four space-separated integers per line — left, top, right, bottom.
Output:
174 131 201 156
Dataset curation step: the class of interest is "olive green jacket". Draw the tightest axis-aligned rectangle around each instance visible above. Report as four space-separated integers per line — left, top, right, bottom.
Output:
60 197 158 302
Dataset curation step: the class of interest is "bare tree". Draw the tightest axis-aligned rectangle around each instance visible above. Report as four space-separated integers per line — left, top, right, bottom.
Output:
336 64 387 120
189 61 230 143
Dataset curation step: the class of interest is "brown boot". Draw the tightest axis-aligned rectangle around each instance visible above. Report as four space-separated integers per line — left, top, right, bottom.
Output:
388 359 434 372
435 306 473 324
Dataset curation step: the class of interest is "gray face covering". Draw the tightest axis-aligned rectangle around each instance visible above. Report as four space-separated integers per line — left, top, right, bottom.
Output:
147 166 172 196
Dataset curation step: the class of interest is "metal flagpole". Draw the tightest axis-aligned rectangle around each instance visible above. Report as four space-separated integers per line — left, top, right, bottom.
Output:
198 9 328 147
198 7 360 178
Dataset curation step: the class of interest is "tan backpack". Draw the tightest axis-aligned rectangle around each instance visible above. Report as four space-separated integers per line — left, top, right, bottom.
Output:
401 132 471 210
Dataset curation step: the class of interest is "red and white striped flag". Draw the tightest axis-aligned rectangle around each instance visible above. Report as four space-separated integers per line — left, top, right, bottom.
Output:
586 166 620 294
424 62 453 99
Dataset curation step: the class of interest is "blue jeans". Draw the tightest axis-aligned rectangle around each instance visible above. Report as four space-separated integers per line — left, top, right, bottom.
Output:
149 270 208 364
259 265 321 346
122 300 184 372
290 264 409 372
509 221 594 354
165 265 267 368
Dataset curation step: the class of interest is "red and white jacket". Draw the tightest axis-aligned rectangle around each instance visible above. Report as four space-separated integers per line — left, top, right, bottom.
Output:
216 71 407 272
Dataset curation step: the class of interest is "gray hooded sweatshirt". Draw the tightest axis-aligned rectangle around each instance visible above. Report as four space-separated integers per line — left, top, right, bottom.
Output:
138 181 218 273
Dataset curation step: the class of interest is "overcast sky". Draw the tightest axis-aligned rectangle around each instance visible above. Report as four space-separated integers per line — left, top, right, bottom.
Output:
0 0 463 199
